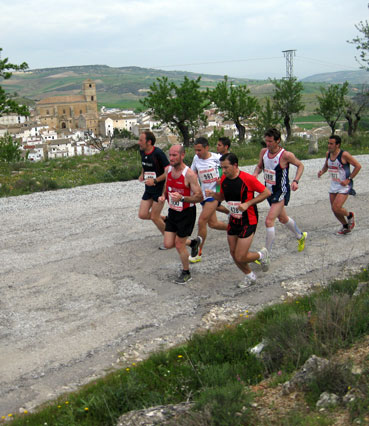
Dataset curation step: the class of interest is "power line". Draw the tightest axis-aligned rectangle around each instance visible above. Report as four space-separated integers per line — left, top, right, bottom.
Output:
152 56 282 69
297 56 360 71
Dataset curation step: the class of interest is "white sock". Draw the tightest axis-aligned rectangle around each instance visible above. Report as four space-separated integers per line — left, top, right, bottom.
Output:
266 227 275 252
245 271 257 281
284 217 302 239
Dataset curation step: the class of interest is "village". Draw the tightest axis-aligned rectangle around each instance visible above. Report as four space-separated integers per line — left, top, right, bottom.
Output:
0 78 328 162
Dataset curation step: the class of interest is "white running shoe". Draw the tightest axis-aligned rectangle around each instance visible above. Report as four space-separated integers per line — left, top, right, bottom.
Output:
238 274 257 289
189 254 202 264
259 247 270 272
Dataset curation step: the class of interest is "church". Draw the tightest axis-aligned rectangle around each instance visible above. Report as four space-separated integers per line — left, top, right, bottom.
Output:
35 79 99 135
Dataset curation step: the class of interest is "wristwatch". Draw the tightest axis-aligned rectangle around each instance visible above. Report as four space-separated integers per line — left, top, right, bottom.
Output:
293 179 299 184
153 178 157 185
348 177 353 182
181 196 185 202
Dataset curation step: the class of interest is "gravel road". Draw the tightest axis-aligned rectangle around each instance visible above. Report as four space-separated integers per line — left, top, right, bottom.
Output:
1 155 369 416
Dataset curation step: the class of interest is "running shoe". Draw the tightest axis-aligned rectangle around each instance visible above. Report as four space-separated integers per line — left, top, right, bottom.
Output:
190 236 202 258
175 271 192 284
348 212 355 231
254 259 261 265
337 226 351 235
159 244 168 250
259 247 270 272
238 274 257 289
297 232 308 252
189 254 202 263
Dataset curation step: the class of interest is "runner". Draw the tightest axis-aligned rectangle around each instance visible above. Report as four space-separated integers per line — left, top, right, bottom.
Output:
317 134 361 234
216 137 231 215
205 153 270 288
159 145 203 284
253 128 307 261
138 131 169 248
189 137 228 263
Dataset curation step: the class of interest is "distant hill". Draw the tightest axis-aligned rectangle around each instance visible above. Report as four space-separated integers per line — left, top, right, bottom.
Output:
302 69 369 84
3 65 258 109
3 64 364 111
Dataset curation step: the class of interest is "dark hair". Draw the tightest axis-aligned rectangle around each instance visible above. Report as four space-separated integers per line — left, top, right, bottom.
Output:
218 136 231 149
329 134 341 145
220 152 238 165
194 136 209 147
144 131 156 145
264 128 281 142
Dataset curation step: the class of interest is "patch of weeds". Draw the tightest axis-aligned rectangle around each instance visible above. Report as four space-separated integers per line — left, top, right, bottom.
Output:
194 382 253 426
303 362 355 407
274 409 334 425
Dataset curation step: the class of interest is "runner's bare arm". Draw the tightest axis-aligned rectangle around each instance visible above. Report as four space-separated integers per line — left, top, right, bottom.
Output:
253 148 266 177
342 152 362 184
158 169 169 203
238 188 271 212
204 189 224 202
139 168 144 182
318 153 329 178
146 164 170 187
285 151 304 191
183 169 203 204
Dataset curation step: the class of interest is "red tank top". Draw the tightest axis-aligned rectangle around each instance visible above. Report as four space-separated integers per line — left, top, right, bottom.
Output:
166 166 193 211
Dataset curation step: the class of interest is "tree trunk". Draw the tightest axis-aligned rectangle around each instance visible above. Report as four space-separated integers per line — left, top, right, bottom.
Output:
353 113 361 135
345 111 354 137
284 115 292 141
177 122 191 147
235 120 246 142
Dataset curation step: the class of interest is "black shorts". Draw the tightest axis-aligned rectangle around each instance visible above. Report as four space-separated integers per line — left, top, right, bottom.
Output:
142 189 162 203
267 189 290 206
227 221 257 239
165 206 196 238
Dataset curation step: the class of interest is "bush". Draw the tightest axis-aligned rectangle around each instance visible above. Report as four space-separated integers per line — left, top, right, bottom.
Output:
0 134 22 163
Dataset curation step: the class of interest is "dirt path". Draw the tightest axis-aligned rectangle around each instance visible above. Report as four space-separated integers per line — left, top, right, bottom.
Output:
1 156 368 416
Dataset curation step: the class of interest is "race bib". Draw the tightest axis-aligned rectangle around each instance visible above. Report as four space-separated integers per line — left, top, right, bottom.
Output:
264 169 276 185
144 171 156 180
168 193 183 212
198 168 218 184
227 201 243 219
328 167 340 182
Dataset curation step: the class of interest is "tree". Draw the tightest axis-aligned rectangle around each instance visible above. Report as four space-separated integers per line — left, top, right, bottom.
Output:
348 5 369 70
141 76 208 146
316 82 349 136
345 86 369 136
250 97 281 144
0 133 22 163
209 76 259 142
271 77 305 141
0 48 29 117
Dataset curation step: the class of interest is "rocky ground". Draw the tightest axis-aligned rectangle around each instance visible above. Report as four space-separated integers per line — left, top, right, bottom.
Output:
1 156 369 417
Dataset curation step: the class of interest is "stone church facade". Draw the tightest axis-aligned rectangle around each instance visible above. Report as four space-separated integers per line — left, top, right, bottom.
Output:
35 79 99 135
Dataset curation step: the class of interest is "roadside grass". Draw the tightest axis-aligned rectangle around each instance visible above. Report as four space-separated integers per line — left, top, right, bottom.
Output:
5 268 369 425
1 134 369 198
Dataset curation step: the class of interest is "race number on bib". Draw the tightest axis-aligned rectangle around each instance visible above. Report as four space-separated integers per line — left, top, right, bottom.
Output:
198 168 217 184
328 167 340 182
227 201 243 219
168 193 183 212
144 171 156 180
264 169 276 185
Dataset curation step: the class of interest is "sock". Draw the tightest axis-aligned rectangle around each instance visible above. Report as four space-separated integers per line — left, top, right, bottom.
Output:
245 271 257 281
347 212 353 220
183 269 190 275
258 251 264 260
285 217 302 239
266 227 275 252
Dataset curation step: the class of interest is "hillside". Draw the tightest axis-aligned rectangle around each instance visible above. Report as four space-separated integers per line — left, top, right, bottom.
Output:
3 65 366 111
302 69 369 84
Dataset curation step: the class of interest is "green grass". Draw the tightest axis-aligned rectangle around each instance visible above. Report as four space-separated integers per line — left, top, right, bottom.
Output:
5 268 369 425
2 134 369 198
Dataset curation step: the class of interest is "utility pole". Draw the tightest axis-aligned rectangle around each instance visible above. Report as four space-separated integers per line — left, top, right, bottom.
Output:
282 49 296 79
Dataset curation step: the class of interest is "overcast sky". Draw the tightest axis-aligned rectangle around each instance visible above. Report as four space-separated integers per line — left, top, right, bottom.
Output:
0 0 367 79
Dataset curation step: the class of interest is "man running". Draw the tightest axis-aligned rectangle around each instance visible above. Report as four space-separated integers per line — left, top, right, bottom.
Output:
317 134 361 234
253 128 307 262
159 145 203 284
189 137 228 263
206 153 270 288
216 137 231 215
216 137 231 156
138 131 169 247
